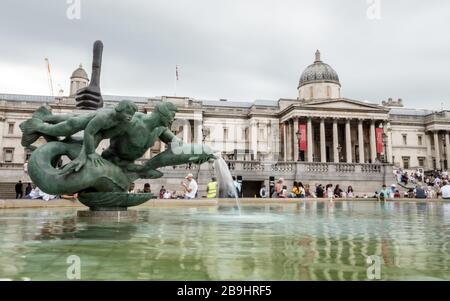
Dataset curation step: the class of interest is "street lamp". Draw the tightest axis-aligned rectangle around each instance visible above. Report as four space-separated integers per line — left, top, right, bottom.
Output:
441 135 446 170
337 144 342 162
296 131 301 161
382 132 388 163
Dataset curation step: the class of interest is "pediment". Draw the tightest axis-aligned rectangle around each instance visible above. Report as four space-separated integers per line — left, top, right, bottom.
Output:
303 98 387 111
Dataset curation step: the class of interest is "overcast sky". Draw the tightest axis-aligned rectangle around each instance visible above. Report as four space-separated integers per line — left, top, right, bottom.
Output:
0 0 449 109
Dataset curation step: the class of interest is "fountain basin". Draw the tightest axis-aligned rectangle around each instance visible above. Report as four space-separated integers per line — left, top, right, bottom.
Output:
0 200 449 281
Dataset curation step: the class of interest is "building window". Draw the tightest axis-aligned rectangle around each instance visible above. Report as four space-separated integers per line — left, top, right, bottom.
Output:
327 86 331 98
3 148 14 163
258 128 264 140
242 128 248 141
25 149 32 161
417 135 423 146
203 127 211 140
402 156 410 169
402 134 407 145
309 86 314 98
8 123 14 134
418 157 425 167
223 128 228 141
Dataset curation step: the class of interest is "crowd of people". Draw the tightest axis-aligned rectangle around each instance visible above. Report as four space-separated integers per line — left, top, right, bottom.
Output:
389 168 450 200
259 178 357 199
14 180 59 201
12 168 450 201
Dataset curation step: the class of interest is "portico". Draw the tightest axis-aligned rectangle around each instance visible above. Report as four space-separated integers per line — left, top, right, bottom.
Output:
280 99 390 164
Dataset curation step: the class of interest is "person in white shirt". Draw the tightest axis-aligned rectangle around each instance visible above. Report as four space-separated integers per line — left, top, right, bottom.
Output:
259 185 268 198
434 177 441 186
181 173 198 199
441 181 450 199
163 191 172 199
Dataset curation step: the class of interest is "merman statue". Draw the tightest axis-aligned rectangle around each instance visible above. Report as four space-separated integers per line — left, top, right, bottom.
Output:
20 41 215 211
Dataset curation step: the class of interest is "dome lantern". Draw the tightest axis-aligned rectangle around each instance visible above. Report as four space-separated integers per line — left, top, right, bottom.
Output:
298 50 341 101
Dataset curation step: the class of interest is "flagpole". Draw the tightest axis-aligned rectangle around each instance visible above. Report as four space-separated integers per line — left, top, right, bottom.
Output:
174 65 178 96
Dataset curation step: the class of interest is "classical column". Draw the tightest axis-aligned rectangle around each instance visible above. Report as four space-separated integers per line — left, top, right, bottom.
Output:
333 118 339 163
357 119 365 163
446 132 450 170
0 118 4 161
307 117 313 162
434 131 441 170
386 122 393 163
287 120 292 161
370 120 376 163
183 122 189 143
195 121 203 144
283 122 287 162
293 118 299 161
345 119 352 163
320 118 326 163
426 132 433 169
250 120 258 160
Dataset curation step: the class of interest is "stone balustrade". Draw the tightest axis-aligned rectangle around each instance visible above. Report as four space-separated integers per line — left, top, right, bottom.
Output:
156 160 388 176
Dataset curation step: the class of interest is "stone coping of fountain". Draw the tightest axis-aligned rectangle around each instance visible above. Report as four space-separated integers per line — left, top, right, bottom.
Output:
0 198 449 209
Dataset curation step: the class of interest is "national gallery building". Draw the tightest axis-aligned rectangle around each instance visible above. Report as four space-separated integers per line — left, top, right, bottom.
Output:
1 51 449 197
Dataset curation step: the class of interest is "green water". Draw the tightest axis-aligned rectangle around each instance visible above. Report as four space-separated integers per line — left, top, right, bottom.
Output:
0 201 449 280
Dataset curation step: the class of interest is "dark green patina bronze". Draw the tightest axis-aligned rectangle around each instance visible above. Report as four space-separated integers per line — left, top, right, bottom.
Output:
19 41 214 211
20 101 214 210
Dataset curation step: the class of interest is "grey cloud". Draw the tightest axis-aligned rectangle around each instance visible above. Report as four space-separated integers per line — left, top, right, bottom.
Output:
0 0 449 109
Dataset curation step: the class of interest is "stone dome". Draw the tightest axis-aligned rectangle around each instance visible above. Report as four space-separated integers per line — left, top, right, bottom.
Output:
71 64 89 80
298 50 340 88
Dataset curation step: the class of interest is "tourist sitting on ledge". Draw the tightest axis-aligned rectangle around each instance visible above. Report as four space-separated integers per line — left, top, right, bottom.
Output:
289 181 301 198
60 193 78 201
334 185 343 198
414 185 427 199
163 190 172 199
305 184 313 198
279 186 288 198
315 184 324 198
259 185 268 198
25 185 56 201
442 181 450 199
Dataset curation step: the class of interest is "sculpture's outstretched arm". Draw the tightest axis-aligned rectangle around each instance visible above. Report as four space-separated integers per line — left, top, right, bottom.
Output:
159 128 182 146
128 129 215 180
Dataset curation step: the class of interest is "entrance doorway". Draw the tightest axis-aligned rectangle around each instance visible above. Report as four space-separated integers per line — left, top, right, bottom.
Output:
242 181 264 197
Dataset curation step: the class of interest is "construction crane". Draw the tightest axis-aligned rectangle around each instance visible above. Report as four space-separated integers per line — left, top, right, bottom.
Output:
44 58 54 96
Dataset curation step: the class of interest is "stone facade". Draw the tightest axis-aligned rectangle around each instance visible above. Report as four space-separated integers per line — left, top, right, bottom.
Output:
0 51 449 197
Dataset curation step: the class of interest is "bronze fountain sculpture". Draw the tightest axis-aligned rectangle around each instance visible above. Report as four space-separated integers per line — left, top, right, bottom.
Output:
20 41 215 211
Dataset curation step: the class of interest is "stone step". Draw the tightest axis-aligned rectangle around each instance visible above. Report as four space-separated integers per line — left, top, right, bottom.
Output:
0 183 17 199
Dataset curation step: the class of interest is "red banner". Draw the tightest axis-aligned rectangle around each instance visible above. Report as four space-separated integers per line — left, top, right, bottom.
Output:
376 128 383 154
299 124 307 151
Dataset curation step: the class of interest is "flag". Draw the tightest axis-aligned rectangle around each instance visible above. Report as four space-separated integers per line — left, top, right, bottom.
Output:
176 65 179 81
299 124 307 151
376 128 383 154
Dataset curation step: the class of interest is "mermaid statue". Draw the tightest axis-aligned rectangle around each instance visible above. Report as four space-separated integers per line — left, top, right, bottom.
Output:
19 41 215 211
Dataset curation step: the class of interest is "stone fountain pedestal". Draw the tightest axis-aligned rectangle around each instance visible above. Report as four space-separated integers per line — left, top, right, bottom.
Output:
77 209 137 219
75 192 155 220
